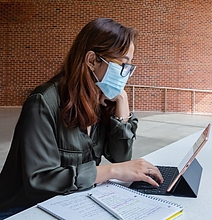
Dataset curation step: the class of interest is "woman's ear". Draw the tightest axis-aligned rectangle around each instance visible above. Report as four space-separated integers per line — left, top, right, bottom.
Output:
85 51 96 71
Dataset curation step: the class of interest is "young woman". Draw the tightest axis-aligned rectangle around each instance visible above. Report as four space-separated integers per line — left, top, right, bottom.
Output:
0 18 163 218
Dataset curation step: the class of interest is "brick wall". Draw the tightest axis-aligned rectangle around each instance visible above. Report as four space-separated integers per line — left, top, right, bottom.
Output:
1 0 212 113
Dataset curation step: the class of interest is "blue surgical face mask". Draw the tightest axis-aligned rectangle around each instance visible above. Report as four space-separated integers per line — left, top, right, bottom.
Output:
92 57 136 99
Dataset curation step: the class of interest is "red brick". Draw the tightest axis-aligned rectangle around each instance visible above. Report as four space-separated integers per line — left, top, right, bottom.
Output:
0 0 212 114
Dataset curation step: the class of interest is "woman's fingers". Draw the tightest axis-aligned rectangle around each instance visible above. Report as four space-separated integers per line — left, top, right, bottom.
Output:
116 159 164 186
99 93 108 106
144 166 164 187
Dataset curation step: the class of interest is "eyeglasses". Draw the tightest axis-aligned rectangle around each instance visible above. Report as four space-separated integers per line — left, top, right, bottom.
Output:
98 56 136 77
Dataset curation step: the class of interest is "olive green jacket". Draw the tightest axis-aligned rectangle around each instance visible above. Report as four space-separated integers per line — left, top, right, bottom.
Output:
0 81 138 211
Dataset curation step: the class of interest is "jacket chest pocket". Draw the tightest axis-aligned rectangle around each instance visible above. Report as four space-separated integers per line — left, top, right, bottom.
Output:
59 148 83 167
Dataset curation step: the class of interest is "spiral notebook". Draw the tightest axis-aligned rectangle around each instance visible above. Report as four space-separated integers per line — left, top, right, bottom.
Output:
37 181 183 220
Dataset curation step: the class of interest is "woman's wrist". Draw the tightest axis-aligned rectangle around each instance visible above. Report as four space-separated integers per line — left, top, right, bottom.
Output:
95 164 117 183
114 112 133 122
114 90 130 121
95 162 125 183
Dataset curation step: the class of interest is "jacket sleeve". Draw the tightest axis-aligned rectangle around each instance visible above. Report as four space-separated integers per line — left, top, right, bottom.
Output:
19 92 96 200
104 113 138 163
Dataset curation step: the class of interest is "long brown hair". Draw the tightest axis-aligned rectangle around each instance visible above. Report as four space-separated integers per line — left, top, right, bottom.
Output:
57 18 138 129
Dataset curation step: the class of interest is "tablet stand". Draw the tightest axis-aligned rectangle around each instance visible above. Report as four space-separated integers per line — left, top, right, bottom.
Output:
172 158 203 197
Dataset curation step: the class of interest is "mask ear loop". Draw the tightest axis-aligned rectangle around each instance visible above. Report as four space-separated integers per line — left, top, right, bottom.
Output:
91 70 99 82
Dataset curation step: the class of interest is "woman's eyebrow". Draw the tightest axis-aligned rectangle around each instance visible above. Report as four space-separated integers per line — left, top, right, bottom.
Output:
123 56 130 61
122 56 134 64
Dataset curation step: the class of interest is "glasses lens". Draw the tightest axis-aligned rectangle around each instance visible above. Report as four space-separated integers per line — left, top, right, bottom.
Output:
129 65 136 77
121 64 136 77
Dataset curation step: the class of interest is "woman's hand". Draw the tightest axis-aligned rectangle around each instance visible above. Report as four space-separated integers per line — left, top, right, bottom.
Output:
99 90 130 122
99 90 128 106
96 158 164 187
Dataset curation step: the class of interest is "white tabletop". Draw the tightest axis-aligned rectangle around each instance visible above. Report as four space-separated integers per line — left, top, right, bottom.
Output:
143 128 212 220
6 128 212 220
